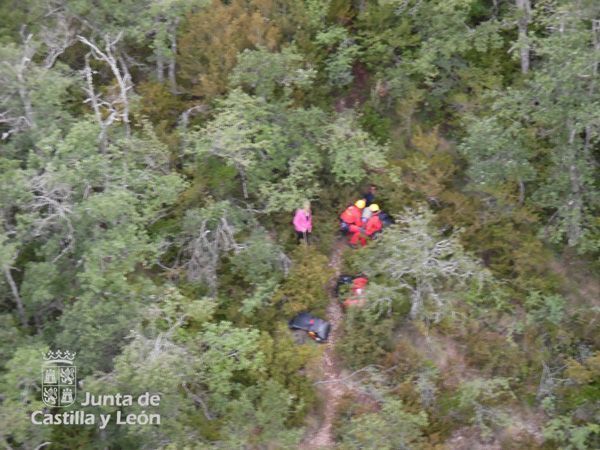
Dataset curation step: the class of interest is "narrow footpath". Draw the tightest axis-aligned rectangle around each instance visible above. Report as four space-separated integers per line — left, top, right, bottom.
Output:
300 240 348 449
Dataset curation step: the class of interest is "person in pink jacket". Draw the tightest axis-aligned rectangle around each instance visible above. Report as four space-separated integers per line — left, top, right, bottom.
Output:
293 200 312 244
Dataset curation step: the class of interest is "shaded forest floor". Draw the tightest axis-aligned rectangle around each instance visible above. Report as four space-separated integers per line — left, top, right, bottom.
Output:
406 326 546 448
550 253 600 310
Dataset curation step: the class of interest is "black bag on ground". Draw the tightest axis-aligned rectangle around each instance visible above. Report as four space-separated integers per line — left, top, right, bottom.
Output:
379 212 394 228
336 274 354 296
339 219 350 234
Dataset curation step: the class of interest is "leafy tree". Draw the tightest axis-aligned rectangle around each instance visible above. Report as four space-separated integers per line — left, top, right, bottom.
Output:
193 89 275 199
359 0 505 127
339 398 428 450
197 321 266 410
229 230 290 316
0 115 187 370
543 416 600 450
76 294 297 447
0 0 598 447
0 38 75 146
0 230 28 327
315 25 361 88
259 153 321 213
321 110 387 185
459 113 535 205
178 0 282 99
524 291 566 328
0 314 23 365
231 230 289 286
221 380 303 448
548 351 600 448
145 0 209 90
460 2 600 251
192 88 328 210
338 310 394 369
264 324 319 420
230 45 316 99
274 245 332 317
175 201 249 294
359 207 489 321
454 377 515 439
0 343 51 450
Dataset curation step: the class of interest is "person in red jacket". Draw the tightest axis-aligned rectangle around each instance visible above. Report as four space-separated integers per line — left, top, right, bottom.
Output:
365 205 383 237
340 199 366 234
343 276 369 308
349 204 382 247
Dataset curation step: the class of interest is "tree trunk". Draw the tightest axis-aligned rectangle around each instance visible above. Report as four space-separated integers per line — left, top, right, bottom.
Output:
492 0 499 18
593 20 600 79
17 74 35 129
409 287 422 320
240 168 249 199
16 33 36 129
78 34 132 138
516 0 531 74
566 127 583 247
518 178 525 206
583 125 591 161
3 266 27 328
168 18 179 93
83 53 108 153
115 53 132 138
156 52 165 84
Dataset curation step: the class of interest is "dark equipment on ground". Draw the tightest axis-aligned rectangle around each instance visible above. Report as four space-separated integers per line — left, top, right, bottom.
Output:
288 312 331 343
379 212 394 228
336 274 355 295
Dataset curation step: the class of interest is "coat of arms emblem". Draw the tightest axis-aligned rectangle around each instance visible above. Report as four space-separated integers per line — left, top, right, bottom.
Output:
42 350 76 407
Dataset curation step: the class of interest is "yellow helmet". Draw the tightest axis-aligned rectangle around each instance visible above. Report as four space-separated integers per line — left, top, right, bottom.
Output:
369 203 380 212
355 199 366 209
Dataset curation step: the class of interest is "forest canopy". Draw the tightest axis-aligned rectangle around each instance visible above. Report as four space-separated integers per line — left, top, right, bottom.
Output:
0 0 599 449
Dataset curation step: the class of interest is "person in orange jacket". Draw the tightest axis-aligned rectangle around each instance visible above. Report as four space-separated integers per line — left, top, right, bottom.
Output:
340 199 366 234
349 204 382 247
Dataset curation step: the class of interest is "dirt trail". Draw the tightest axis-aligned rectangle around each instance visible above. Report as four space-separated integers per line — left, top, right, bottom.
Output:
299 240 347 449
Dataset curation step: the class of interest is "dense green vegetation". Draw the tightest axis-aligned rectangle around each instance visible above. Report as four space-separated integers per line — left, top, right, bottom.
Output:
0 0 598 448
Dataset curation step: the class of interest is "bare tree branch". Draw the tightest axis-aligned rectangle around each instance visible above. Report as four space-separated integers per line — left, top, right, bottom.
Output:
515 0 531 74
2 265 28 328
167 17 179 93
26 171 76 262
178 210 245 295
182 383 214 421
81 53 113 153
41 6 77 69
0 29 38 138
78 33 133 138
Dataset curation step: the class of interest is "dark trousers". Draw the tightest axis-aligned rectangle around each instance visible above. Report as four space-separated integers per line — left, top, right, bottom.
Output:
296 231 310 244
